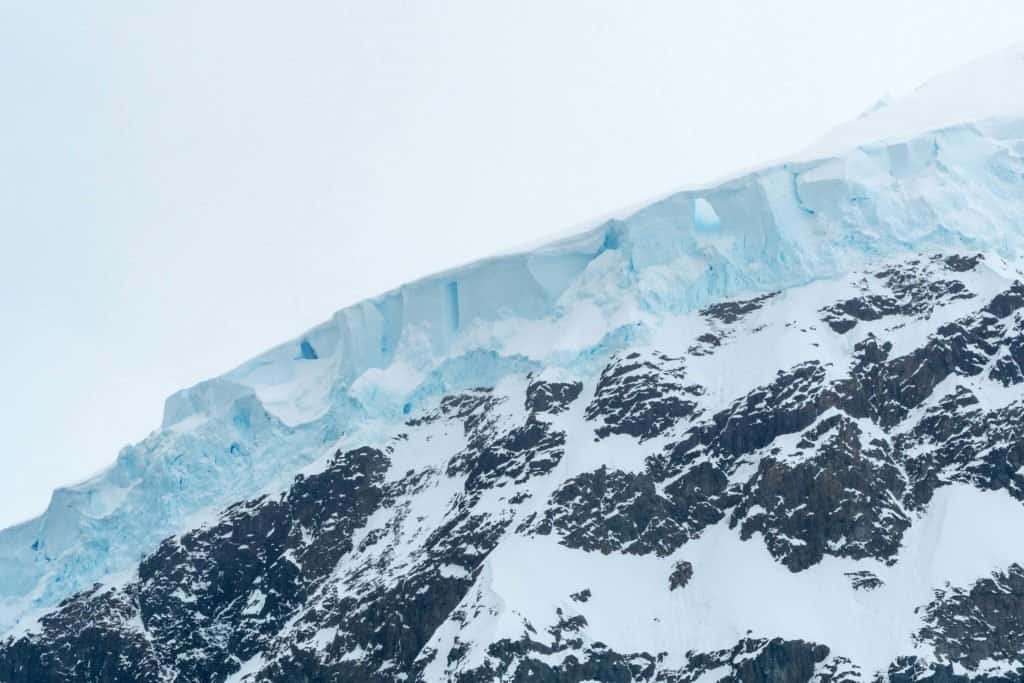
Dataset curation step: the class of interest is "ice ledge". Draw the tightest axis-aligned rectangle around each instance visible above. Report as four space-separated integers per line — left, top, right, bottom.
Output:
162 378 256 429
8 105 1024 633
186 115 1024 433
164 118 1024 435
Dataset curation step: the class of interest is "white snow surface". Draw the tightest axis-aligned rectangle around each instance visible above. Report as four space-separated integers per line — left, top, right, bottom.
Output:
804 43 1024 160
6 44 1024 648
423 484 1024 678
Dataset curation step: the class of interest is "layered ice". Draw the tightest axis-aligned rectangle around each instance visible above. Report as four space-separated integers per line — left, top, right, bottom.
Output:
6 45 1024 633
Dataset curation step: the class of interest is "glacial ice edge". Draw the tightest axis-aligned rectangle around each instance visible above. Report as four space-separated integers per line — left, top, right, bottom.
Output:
5 112 1024 633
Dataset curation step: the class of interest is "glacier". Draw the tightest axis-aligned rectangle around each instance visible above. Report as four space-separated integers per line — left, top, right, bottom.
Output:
5 43 1024 639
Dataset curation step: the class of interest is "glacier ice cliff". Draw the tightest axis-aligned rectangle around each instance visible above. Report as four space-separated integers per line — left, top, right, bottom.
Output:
5 45 1024 638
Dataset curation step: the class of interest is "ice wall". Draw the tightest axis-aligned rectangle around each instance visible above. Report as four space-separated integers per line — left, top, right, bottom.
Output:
5 113 1024 633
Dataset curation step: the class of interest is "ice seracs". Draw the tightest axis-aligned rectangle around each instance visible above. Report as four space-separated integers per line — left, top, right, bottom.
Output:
5 43 1024 682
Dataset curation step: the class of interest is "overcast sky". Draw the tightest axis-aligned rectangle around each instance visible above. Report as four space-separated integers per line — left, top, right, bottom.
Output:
2 1 1024 529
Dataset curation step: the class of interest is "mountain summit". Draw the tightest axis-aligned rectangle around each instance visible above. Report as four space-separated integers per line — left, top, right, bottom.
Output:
5 46 1024 681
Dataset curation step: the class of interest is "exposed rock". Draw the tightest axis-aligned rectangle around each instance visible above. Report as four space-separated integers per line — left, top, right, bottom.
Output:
525 378 584 415
6 257 1024 682
701 292 779 325
845 570 884 591
915 564 1024 671
586 351 704 442
669 560 693 590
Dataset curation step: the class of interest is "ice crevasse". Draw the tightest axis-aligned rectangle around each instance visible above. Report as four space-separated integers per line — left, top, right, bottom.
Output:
4 44 1024 633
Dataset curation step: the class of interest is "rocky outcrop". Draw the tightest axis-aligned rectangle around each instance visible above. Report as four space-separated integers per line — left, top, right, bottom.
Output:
4 255 1024 681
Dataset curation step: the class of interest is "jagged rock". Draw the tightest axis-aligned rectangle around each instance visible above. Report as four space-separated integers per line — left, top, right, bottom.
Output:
821 259 975 334
586 351 704 442
915 564 1024 671
845 571 884 591
675 637 832 683
669 561 693 590
6 256 1024 682
525 379 584 415
701 292 778 325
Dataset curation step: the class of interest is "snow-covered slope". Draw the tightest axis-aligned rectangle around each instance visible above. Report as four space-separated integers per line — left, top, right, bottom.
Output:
804 43 1024 159
5 45 1024 682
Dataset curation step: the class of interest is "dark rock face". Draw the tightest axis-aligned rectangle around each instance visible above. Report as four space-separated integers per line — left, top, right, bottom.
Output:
541 279 1024 574
943 253 984 272
896 389 1024 508
671 638 836 683
915 564 1024 671
455 635 846 683
585 351 704 441
670 360 832 463
456 638 657 683
886 563 1024 683
885 658 1019 683
526 378 583 415
687 331 723 356
449 411 567 490
0 446 391 682
445 384 573 491
0 585 163 683
5 254 1024 682
730 415 909 571
701 292 778 324
137 446 389 680
688 292 777 356
531 360 837 565
455 636 846 683
845 570 883 591
532 465 715 556
668 560 693 590
821 257 975 333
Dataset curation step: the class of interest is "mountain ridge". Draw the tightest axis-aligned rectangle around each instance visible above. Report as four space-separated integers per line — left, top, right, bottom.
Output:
6 249 1024 680
5 46 1024 682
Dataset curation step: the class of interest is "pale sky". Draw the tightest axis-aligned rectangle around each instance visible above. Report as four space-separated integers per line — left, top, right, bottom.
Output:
2 1 1024 528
